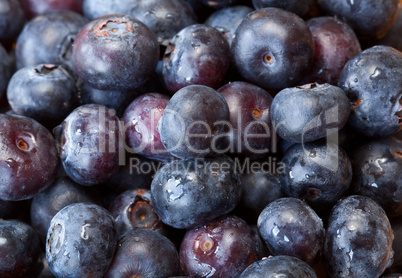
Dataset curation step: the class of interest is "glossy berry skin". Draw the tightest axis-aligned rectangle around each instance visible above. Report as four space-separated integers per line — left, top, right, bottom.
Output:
109 188 163 235
162 24 231 94
252 0 314 17
151 155 242 229
317 0 399 40
46 202 117 278
324 195 394 278
158 85 230 159
350 136 402 218
123 92 172 162
218 81 274 160
53 104 122 186
0 219 42 278
7 64 79 129
257 197 324 265
72 14 159 91
279 141 352 210
271 83 350 143
0 114 59 201
180 214 260 278
239 255 317 278
338 45 402 137
104 228 180 278
128 0 198 46
30 176 101 242
0 0 26 41
205 5 254 46
232 8 314 91
20 0 84 19
301 16 361 85
15 10 88 75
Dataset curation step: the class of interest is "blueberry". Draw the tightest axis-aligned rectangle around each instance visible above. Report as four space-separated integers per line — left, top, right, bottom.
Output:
20 0 84 19
53 104 122 186
204 5 254 46
0 113 59 200
72 14 159 91
239 255 318 278
30 176 101 242
338 45 402 137
123 92 172 162
324 195 394 277
128 0 198 46
15 10 89 76
317 0 399 40
108 188 163 235
104 228 180 278
0 219 42 277
271 83 350 143
180 214 261 277
350 136 402 217
0 0 26 41
7 64 80 129
162 24 231 93
158 85 230 159
252 0 314 17
279 141 352 210
257 197 325 265
301 16 361 85
231 7 315 91
151 154 242 229
46 202 117 278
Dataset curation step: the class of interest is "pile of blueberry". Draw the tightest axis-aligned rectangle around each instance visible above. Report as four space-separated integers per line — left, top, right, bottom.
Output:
0 0 401 277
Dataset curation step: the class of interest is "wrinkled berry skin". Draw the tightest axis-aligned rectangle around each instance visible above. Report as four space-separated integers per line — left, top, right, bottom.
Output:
240 255 317 278
54 104 122 186
72 14 159 91
205 5 254 46
252 0 314 17
232 8 314 91
351 136 402 218
15 10 88 75
162 24 231 94
109 188 163 235
271 83 350 143
317 0 399 40
257 197 324 265
302 16 361 85
338 45 402 137
46 202 117 278
30 176 101 242
279 141 352 210
158 85 230 159
180 214 260 278
0 114 59 201
0 219 42 278
218 81 275 160
123 92 172 162
151 155 242 229
129 0 198 46
324 195 394 278
104 228 180 278
7 64 80 129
